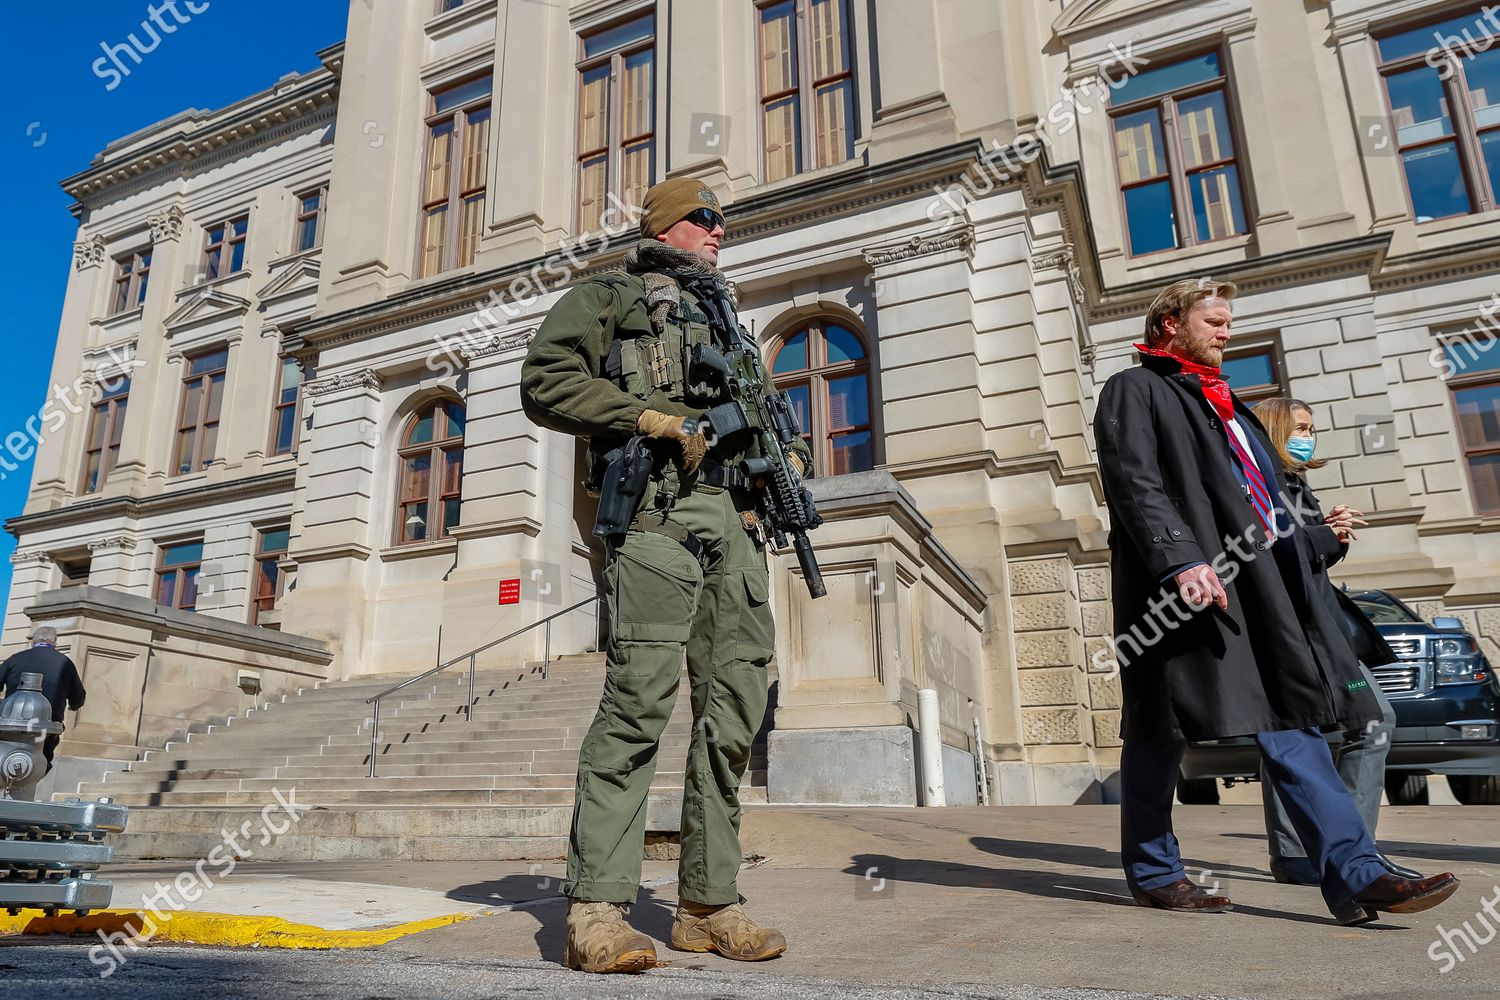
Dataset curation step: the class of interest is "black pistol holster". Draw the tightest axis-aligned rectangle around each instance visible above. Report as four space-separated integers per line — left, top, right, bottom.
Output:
591 435 657 541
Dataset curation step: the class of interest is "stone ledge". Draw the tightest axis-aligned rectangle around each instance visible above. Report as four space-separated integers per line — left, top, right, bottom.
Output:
25 586 332 665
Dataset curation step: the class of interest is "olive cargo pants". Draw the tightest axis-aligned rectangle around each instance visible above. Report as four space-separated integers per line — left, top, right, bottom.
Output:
563 482 776 906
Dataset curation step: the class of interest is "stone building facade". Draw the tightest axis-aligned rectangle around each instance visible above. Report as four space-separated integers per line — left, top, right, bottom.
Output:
11 0 1500 804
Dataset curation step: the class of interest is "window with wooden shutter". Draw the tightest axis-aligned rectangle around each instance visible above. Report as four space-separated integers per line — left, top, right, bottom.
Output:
576 15 656 232
417 77 490 277
81 377 129 494
394 398 466 546
173 348 228 477
757 0 856 183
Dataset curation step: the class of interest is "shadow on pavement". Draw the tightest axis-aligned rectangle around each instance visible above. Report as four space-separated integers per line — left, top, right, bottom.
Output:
1218 832 1500 865
444 873 679 965
968 836 1268 880
841 853 1383 927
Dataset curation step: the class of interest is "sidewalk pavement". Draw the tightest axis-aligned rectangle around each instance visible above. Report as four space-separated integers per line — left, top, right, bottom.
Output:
4 804 1497 1000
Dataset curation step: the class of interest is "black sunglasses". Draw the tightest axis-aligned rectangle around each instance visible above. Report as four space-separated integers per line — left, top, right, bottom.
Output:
684 207 725 232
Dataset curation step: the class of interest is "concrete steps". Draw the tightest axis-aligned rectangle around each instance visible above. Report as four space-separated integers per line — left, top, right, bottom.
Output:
93 653 772 861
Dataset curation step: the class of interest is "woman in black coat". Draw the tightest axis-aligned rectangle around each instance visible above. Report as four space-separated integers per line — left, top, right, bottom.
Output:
1251 398 1423 890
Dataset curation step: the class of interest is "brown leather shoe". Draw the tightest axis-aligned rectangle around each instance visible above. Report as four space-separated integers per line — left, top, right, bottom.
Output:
1338 873 1460 926
1131 878 1233 912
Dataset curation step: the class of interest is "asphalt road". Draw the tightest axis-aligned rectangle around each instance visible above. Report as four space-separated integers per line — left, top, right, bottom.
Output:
0 945 1250 1000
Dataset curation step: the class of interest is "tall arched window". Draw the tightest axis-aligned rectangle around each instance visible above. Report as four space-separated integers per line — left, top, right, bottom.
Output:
395 398 465 545
770 320 874 476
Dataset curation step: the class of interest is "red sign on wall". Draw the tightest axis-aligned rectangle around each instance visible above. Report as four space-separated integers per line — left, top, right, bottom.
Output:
498 578 521 605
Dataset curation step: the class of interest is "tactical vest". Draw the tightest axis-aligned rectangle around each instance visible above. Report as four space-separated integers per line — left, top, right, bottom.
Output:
594 270 731 409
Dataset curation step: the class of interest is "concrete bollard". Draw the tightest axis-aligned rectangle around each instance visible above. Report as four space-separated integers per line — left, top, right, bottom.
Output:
917 688 946 807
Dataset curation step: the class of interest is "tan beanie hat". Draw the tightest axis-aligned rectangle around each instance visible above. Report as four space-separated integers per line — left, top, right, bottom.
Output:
640 177 723 239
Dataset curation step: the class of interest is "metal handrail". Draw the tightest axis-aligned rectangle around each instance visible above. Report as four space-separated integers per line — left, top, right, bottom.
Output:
363 594 603 777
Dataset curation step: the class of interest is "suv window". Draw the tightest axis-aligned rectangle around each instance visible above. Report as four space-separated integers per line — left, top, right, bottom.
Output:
1350 590 1422 624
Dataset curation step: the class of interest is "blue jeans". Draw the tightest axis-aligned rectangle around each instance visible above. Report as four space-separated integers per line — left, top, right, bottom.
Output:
1121 728 1388 909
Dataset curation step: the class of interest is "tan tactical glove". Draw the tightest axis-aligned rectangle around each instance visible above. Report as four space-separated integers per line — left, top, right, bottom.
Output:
637 408 707 474
788 452 806 477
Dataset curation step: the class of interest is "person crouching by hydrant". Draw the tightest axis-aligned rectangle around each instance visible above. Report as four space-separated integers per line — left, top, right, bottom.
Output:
521 177 817 973
1093 277 1460 925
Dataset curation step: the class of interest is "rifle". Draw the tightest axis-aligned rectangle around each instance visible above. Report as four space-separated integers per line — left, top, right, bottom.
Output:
681 275 827 599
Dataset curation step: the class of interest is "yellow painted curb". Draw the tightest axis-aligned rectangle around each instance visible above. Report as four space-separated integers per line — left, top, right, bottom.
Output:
0 908 475 949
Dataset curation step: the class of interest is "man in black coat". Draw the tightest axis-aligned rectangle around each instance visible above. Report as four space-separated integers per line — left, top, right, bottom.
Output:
1094 277 1459 925
0 625 85 772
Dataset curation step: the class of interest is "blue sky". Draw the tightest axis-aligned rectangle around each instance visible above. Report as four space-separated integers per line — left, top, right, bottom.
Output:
0 1 350 620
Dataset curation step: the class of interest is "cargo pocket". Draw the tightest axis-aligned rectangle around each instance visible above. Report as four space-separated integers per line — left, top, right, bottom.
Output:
734 567 777 665
611 531 702 644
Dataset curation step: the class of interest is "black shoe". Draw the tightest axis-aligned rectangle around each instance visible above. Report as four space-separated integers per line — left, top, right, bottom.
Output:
1378 854 1424 880
1269 857 1320 886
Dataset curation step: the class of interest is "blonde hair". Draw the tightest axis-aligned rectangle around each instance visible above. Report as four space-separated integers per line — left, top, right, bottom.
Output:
1252 397 1327 472
1144 277 1238 346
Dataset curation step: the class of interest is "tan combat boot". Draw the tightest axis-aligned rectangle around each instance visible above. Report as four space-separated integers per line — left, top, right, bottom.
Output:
670 899 787 961
562 900 657 974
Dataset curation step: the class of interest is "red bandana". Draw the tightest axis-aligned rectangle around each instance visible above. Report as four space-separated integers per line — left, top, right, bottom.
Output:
1134 343 1235 424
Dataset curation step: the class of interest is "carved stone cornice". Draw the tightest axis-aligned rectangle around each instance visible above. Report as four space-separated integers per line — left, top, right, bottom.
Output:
87 535 137 553
74 235 107 270
8 549 53 566
457 329 536 362
303 369 383 398
149 205 186 243
1032 242 1086 307
863 227 975 268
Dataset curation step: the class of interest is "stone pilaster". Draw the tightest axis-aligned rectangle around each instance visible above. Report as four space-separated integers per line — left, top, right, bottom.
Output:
277 368 383 678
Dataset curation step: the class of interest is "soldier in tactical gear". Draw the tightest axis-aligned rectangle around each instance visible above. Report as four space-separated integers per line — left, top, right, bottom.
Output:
521 177 809 974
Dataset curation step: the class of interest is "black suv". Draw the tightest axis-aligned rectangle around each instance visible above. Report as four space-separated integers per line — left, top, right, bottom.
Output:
1178 590 1500 805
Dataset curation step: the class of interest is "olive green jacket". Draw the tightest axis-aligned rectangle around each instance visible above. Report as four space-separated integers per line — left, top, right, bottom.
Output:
520 270 812 473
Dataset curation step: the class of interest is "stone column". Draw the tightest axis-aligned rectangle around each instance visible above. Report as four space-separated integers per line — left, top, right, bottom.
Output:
317 0 425 310
3 550 55 650
1335 26 1409 232
441 330 592 660
277 369 383 678
26 236 107 510
664 0 732 189
1223 25 1297 253
205 331 246 475
86 535 144 594
489 0 567 257
867 0 957 161
861 226 983 465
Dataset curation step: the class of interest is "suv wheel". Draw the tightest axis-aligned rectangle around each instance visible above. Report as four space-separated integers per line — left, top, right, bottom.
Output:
1177 774 1221 805
1385 773 1429 806
1449 775 1500 805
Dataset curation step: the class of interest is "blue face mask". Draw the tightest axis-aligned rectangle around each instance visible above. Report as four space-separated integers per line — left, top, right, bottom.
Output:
1286 435 1316 464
